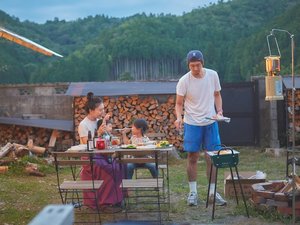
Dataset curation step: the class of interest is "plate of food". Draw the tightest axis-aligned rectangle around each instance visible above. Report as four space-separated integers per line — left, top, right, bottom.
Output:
205 115 231 123
144 141 157 145
156 140 172 148
136 145 157 149
67 144 87 152
120 144 137 149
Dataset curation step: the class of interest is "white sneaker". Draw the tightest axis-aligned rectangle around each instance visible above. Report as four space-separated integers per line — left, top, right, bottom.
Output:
187 192 198 206
208 192 227 206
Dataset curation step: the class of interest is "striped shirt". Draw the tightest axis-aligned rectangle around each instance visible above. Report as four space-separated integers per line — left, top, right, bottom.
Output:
131 135 150 145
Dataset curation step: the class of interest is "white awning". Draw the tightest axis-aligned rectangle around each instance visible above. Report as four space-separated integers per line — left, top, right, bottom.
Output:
0 27 63 57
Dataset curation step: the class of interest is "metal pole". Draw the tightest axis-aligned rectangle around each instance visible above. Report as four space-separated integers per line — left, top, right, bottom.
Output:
270 29 295 224
291 33 295 225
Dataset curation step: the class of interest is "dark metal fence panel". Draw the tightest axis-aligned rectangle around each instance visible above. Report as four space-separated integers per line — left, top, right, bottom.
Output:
219 82 258 146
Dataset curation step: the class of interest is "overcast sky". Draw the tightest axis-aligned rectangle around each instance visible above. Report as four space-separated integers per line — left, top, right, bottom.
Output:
0 0 220 24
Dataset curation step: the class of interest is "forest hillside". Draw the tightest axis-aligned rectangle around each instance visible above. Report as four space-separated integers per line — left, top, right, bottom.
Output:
0 0 299 84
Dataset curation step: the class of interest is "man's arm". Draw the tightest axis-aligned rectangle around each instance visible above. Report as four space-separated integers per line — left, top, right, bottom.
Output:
214 91 223 116
175 94 184 129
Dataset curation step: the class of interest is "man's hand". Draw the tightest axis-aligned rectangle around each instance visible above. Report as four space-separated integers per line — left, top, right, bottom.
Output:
212 109 223 119
174 118 183 130
217 109 223 116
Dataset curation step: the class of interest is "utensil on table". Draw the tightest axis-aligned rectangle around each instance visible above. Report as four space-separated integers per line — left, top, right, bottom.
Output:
114 127 132 131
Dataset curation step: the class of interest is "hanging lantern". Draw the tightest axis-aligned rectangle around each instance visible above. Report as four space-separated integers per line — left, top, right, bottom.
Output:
265 55 283 101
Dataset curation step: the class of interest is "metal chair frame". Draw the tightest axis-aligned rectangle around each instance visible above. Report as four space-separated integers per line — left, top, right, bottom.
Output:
52 151 103 224
116 149 164 224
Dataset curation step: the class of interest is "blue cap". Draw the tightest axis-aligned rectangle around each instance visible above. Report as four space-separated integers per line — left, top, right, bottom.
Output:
187 50 204 64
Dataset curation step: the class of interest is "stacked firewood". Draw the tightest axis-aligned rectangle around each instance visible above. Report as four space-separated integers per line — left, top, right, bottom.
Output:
0 141 46 159
0 143 46 176
74 95 183 149
287 90 300 132
0 124 73 150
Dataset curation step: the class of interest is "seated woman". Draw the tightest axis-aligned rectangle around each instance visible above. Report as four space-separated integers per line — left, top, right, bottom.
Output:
122 118 158 179
78 92 124 208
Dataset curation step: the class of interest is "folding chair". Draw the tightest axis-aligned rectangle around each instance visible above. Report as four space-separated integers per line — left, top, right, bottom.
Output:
116 149 164 224
52 151 103 224
133 133 167 180
132 146 171 220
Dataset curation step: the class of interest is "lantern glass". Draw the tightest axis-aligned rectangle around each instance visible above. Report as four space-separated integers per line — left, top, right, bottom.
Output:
265 56 280 75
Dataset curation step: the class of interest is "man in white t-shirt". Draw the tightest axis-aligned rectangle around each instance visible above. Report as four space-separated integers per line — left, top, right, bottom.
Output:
175 50 226 206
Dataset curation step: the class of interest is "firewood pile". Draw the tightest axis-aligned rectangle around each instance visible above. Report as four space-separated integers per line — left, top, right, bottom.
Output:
0 125 51 146
74 95 183 149
0 141 46 158
287 90 300 140
0 142 47 176
251 176 300 216
0 126 74 175
0 124 73 150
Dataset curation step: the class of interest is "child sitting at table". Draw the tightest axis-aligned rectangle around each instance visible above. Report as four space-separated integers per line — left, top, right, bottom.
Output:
122 118 158 179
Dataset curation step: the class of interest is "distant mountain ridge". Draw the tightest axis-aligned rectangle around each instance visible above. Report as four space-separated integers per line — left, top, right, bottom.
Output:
0 0 299 84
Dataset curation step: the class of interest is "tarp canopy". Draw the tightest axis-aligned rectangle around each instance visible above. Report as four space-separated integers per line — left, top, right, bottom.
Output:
0 117 73 131
282 76 300 89
65 81 178 96
0 27 63 57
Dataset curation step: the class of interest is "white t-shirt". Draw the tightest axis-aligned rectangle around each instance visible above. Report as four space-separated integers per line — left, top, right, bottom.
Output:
78 117 98 141
176 69 221 126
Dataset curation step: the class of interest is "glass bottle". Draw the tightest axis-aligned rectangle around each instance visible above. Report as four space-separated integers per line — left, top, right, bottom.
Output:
93 129 98 149
87 130 93 151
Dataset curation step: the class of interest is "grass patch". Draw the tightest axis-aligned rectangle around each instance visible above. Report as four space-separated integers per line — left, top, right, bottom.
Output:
6 155 55 175
233 202 292 224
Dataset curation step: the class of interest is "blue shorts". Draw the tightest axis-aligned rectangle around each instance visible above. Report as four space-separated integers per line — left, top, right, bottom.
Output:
183 122 221 152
